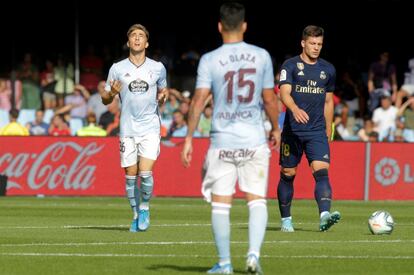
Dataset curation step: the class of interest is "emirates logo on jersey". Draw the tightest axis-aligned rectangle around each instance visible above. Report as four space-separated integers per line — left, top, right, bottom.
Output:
128 79 149 94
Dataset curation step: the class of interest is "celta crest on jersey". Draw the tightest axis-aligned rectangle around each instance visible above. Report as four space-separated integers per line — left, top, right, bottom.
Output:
128 79 149 93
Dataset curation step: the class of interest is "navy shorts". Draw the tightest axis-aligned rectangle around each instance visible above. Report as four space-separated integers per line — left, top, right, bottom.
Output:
279 132 330 168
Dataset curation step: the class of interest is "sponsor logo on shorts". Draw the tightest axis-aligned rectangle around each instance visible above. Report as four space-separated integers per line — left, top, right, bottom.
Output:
218 149 256 161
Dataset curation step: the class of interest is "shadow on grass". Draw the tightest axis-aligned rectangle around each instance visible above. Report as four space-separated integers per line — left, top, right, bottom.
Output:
68 226 129 232
148 264 245 274
237 225 316 232
265 226 315 232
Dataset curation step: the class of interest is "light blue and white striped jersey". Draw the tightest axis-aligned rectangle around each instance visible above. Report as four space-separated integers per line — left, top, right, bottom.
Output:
196 41 274 148
105 57 167 137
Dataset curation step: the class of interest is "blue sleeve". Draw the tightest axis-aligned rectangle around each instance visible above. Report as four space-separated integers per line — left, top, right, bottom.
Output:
326 65 336 92
278 60 293 87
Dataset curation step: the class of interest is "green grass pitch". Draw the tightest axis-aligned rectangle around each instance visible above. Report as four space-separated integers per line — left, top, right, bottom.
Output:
0 197 413 274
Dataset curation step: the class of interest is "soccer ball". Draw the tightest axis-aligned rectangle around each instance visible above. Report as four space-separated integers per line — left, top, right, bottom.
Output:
368 210 394 235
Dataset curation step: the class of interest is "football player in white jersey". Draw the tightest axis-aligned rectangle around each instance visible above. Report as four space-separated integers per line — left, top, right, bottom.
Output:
181 3 280 274
100 24 168 233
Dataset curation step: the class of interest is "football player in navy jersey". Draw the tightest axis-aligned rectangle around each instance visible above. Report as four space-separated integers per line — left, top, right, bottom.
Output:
277 25 341 232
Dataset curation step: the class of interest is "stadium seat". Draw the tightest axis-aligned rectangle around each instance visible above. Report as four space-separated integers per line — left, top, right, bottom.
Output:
0 109 9 128
43 109 55 124
17 109 36 126
69 118 84 136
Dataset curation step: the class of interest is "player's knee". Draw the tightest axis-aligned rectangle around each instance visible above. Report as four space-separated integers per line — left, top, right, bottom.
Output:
313 168 329 180
280 170 296 182
281 167 296 178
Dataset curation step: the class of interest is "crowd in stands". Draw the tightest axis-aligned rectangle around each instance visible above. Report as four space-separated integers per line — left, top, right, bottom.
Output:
1 49 414 142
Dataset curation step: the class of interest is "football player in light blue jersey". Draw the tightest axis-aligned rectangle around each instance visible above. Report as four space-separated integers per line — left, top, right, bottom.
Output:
100 24 168 233
181 3 280 274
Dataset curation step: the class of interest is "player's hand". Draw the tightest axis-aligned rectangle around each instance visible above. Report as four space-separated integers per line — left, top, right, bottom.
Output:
157 88 169 106
292 107 309 124
109 80 122 96
181 137 193 168
269 128 281 151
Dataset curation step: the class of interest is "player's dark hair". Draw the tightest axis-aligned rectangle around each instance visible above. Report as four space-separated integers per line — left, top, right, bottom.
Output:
302 25 324 40
220 2 245 32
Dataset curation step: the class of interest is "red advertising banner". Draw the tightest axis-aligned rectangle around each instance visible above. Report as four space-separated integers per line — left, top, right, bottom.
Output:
369 143 414 200
266 142 366 200
0 137 388 200
0 137 124 196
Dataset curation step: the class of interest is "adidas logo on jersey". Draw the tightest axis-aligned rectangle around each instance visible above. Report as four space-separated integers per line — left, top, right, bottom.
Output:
323 154 329 159
124 73 131 77
298 71 304 76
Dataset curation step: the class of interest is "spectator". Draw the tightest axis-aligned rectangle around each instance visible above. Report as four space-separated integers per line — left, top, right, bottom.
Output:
17 53 41 110
40 59 57 110
76 112 107 136
198 105 212 137
396 96 414 142
0 78 12 111
48 114 71 136
169 110 188 137
357 118 377 142
395 57 414 107
87 80 108 122
54 55 75 108
372 90 398 141
60 84 90 124
367 51 398 113
368 131 379 142
0 109 29 136
26 109 49 135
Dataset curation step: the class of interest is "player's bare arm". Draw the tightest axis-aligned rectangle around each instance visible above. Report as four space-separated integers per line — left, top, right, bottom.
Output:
101 80 122 105
262 88 281 150
157 87 169 106
280 83 309 123
181 88 211 168
324 92 334 141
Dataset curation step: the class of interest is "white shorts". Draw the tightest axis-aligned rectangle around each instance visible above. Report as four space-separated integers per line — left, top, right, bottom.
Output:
120 133 160 168
201 144 271 202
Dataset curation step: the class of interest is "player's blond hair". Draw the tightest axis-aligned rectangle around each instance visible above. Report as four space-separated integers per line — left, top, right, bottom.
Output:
127 24 149 40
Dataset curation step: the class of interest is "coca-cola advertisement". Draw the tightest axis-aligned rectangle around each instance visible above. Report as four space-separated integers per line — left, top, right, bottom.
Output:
2 137 413 200
0 137 124 195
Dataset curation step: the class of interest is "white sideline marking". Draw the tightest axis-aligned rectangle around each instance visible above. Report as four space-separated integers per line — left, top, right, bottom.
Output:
1 240 413 247
0 252 413 259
